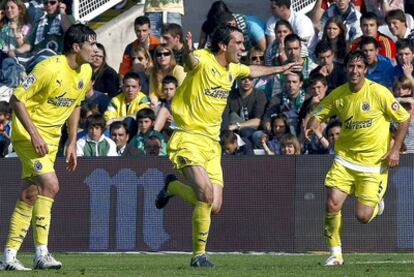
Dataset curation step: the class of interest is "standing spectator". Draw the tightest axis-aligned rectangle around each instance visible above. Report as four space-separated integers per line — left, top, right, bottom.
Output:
76 114 118 157
385 9 414 42
162 23 185 66
91 43 119 98
109 121 130 156
118 16 160 81
144 0 184 39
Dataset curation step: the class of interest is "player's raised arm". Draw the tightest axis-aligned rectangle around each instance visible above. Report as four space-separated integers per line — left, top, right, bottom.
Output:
248 61 303 78
9 95 48 156
65 106 81 172
183 32 199 70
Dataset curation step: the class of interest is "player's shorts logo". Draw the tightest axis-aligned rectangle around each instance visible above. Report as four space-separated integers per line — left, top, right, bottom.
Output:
78 80 84 90
33 160 43 172
391 101 400 111
362 102 370 111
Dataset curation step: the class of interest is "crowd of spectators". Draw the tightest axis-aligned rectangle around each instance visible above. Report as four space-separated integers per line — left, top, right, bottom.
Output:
0 0 413 158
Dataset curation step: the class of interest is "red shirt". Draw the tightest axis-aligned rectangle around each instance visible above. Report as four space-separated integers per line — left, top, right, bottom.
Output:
350 32 396 59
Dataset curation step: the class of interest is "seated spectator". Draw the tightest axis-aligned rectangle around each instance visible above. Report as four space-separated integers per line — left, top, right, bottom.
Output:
326 120 342 154
129 46 152 94
144 135 163 156
144 0 184 39
149 43 186 107
280 133 301 155
104 72 151 136
360 36 394 89
219 130 254 155
398 98 414 153
385 9 414 42
264 19 292 66
392 39 414 86
222 76 267 143
393 75 413 97
76 114 118 157
0 101 12 157
153 75 177 139
162 23 185 66
271 34 317 97
118 15 160 81
310 41 346 93
350 12 396 61
265 0 315 48
91 43 120 98
320 0 362 43
82 76 111 115
109 121 130 156
248 47 273 101
260 114 291 154
128 108 167 156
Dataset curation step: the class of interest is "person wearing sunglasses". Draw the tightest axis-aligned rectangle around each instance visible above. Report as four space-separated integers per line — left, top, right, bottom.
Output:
155 25 302 268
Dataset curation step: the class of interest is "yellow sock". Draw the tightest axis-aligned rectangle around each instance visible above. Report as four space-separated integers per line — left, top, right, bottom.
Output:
192 201 212 258
32 195 54 246
168 180 197 206
368 204 379 223
5 200 33 250
324 211 342 248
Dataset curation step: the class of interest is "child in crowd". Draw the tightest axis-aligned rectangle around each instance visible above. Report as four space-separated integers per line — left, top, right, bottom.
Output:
280 134 301 155
0 101 12 157
261 114 290 155
154 75 178 139
128 108 167 156
393 76 413 98
76 114 118 157
220 130 254 155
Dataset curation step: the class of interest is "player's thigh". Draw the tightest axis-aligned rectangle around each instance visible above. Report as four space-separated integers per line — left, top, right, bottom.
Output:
354 171 388 208
182 165 214 203
325 160 355 195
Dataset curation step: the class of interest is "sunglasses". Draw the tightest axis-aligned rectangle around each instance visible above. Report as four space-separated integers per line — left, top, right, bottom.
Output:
251 55 264 61
133 56 145 61
156 52 171 58
44 1 57 5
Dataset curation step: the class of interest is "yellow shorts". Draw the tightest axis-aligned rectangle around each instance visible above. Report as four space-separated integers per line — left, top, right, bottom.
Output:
13 140 59 183
325 160 387 207
167 131 223 187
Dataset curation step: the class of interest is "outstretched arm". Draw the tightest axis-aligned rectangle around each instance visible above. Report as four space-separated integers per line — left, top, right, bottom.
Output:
248 62 303 78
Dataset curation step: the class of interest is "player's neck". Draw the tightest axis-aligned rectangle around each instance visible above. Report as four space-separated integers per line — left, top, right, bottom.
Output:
65 53 82 70
349 79 365 93
215 53 229 68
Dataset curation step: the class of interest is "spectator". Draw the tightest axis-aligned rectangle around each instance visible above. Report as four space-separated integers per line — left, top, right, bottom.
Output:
393 39 414 86
149 43 185 108
393 75 413 97
118 15 160 81
91 43 119 98
222 76 267 143
153 75 177 139
320 0 362 43
264 19 292 66
128 108 167 156
77 103 100 138
144 135 163 156
219 130 254 155
280 133 301 155
350 12 396 61
82 76 111 115
360 36 394 89
104 72 150 136
317 16 349 64
326 120 342 154
310 40 346 93
0 101 12 157
385 9 414 41
76 114 118 157
129 46 153 94
260 114 291 154
144 0 184 39
248 47 273 101
162 23 185 66
265 0 315 48
109 121 130 156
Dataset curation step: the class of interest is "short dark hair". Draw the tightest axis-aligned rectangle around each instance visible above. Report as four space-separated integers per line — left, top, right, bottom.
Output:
396 39 414 53
220 130 237 146
136 108 156 121
162 23 183 43
162 75 178 87
385 9 406 25
87 114 106 129
110 121 129 134
360 11 379 26
315 40 333 57
326 120 342 134
284 33 301 48
308 73 328 87
344 50 368 67
134 15 151 27
123 71 142 85
0 101 11 114
359 36 379 49
63 23 96 54
286 71 304 82
271 0 291 9
210 25 243 53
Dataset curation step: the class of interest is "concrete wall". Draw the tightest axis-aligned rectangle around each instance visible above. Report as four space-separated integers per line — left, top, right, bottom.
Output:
96 1 272 70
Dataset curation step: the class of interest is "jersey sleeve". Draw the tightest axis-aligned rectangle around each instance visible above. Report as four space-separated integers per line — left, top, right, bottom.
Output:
380 86 410 123
310 92 337 122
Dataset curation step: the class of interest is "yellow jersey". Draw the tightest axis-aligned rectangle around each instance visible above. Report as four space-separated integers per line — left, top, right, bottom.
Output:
104 91 150 122
172 49 250 141
12 55 92 143
312 79 409 168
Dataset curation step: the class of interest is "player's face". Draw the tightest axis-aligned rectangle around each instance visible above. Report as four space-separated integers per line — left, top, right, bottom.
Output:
138 118 153 134
285 40 301 61
78 37 97 64
225 31 245 64
335 0 350 13
88 126 104 142
397 47 414 65
135 24 150 43
285 73 302 97
310 81 327 101
122 78 141 102
361 19 378 37
91 48 104 68
281 143 296 155
346 58 367 87
5 1 19 21
275 25 292 43
387 19 406 38
361 43 378 65
328 126 341 145
326 23 341 40
317 50 334 66
111 127 129 148
163 83 176 101
272 118 287 138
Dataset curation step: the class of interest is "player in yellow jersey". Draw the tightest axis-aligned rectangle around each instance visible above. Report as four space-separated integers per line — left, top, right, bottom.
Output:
305 50 410 266
155 25 302 267
0 24 96 271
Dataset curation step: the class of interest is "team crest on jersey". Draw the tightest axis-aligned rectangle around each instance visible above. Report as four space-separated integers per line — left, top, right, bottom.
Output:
33 160 43 172
392 101 400 111
361 102 370 111
22 74 36 90
78 80 84 90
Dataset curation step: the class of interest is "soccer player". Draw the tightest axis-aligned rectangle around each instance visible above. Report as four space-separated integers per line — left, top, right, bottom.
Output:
305 50 410 266
0 24 96 271
155 25 302 267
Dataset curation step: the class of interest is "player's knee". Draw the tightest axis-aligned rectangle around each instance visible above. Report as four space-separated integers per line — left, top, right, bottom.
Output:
355 211 371 224
20 186 38 205
326 199 341 213
211 202 222 215
41 181 60 198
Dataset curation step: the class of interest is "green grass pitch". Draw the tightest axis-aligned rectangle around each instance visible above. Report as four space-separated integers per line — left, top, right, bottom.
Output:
2 252 413 276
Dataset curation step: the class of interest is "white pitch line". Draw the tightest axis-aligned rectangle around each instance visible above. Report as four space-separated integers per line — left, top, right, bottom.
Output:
349 260 414 265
